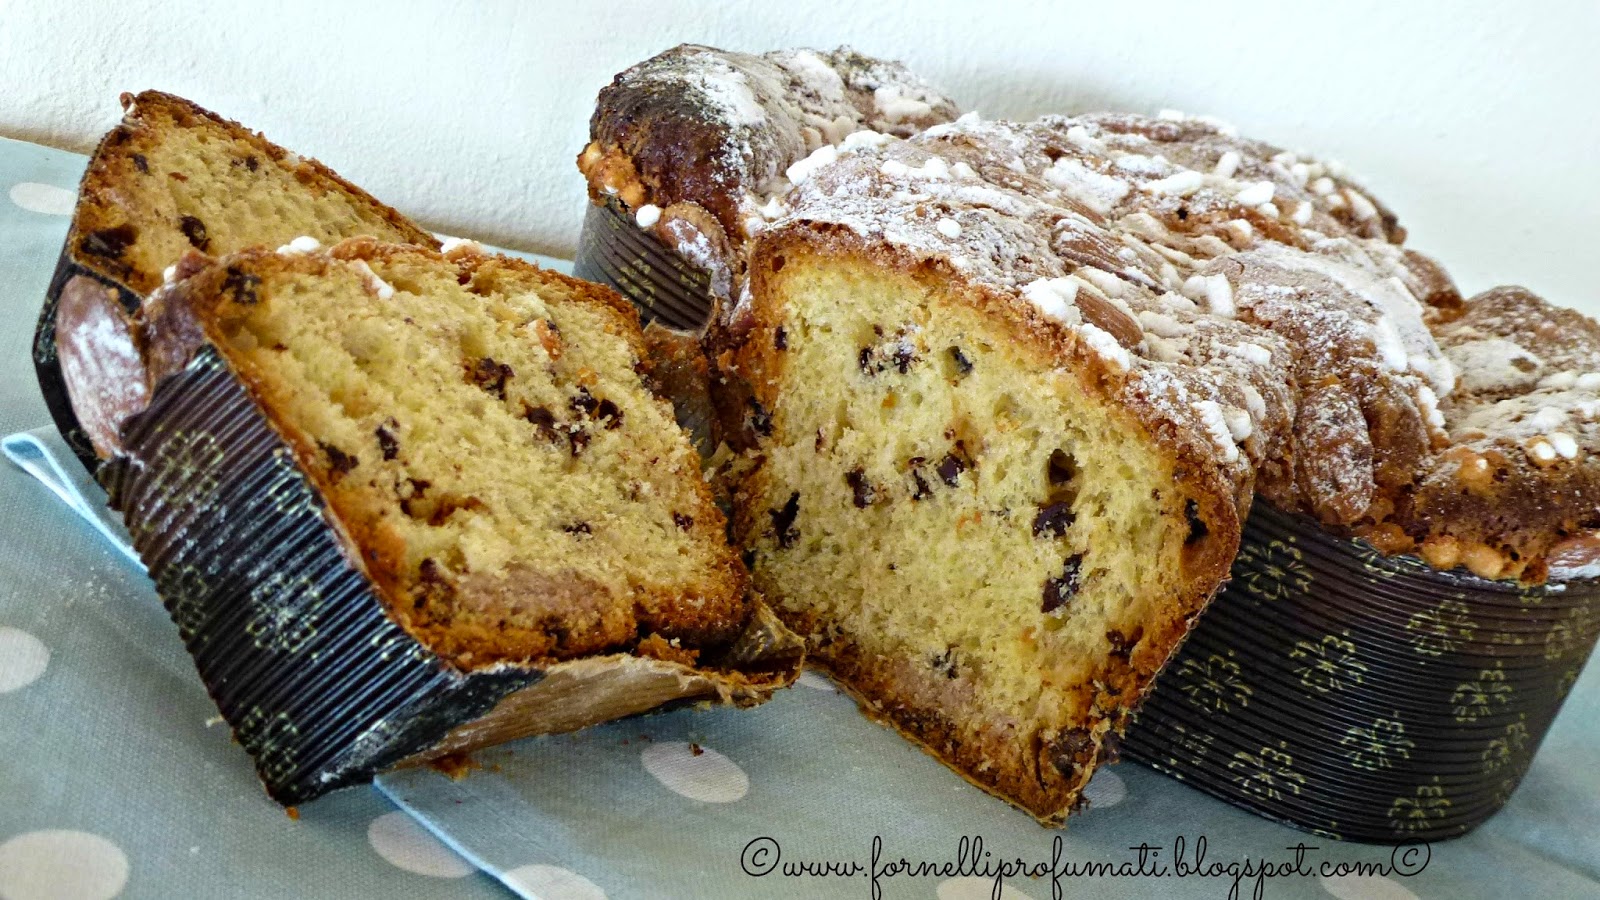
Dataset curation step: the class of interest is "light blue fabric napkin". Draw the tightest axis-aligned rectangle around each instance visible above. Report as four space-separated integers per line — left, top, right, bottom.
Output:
11 396 1600 900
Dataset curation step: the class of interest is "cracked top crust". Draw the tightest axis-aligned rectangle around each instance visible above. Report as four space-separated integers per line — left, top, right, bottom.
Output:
579 44 959 301
748 110 1600 582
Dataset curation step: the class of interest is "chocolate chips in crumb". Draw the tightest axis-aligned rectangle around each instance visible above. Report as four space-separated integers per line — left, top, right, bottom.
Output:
672 512 694 531
1107 627 1143 660
595 398 624 429
770 492 801 548
846 467 876 508
1032 502 1075 538
468 357 514 400
179 215 210 251
569 386 600 417
521 404 560 441
375 421 400 460
937 448 968 487
1041 554 1084 614
908 457 933 500
774 326 788 350
1049 727 1093 777
131 153 149 174
319 442 358 483
80 224 137 261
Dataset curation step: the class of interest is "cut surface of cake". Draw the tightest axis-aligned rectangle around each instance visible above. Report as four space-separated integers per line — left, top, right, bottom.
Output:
142 240 747 665
37 90 438 467
711 110 1495 822
104 239 797 802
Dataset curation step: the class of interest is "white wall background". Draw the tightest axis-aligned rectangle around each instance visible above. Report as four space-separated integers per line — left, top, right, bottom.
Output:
2 0 1596 315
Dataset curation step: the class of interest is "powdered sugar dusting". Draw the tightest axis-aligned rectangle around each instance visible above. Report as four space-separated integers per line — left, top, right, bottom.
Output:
762 109 1600 574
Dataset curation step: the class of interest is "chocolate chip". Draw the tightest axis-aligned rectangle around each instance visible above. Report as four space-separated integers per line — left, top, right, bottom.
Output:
178 215 209 251
569 386 599 417
245 155 259 172
1184 498 1208 545
748 398 773 437
1107 626 1143 660
79 224 137 260
319 442 358 483
846 467 876 508
858 346 875 374
1032 502 1076 538
375 422 400 460
564 522 592 536
415 557 455 609
569 427 590 456
774 326 788 350
937 451 967 487
469 357 514 400
419 558 444 582
1041 554 1083 613
1176 207 1189 222
1049 727 1094 776
931 648 958 679
522 405 559 441
131 154 149 174
672 512 693 531
891 343 916 373
221 266 261 304
595 398 624 429
908 457 932 500
770 492 800 548
949 347 973 376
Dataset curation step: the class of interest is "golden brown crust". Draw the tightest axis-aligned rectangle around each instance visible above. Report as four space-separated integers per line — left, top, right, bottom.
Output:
72 91 437 298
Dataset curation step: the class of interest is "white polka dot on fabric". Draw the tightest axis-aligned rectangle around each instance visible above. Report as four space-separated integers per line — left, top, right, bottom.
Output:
366 810 473 878
1320 873 1420 900
796 670 836 691
1080 768 1127 810
0 627 50 692
8 182 74 216
640 742 749 803
937 875 1039 900
502 864 608 900
0 829 129 900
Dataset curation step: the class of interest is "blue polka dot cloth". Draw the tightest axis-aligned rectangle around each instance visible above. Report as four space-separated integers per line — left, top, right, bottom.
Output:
3 134 1598 900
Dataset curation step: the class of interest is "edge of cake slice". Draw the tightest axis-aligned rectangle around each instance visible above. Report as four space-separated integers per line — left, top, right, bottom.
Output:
101 238 801 803
37 90 439 469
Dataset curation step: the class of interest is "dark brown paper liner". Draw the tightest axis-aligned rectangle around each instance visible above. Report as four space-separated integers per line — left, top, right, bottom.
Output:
99 346 802 805
1125 503 1599 843
572 198 717 331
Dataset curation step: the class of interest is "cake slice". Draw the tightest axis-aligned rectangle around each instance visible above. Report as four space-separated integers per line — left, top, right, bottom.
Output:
102 239 799 803
36 90 438 469
711 114 1330 823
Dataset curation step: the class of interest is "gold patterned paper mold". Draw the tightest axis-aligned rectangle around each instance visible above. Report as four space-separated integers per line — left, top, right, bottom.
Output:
99 348 804 805
1124 502 1600 843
